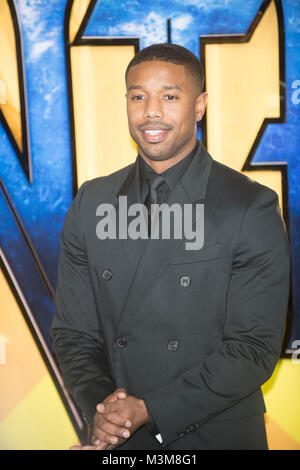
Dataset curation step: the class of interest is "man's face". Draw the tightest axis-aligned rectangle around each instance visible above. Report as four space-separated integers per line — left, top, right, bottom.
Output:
126 60 207 163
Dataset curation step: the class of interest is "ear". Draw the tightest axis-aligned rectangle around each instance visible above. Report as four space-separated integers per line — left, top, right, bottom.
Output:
195 92 208 122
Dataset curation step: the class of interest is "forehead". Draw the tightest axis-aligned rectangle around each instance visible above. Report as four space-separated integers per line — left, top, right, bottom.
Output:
126 61 189 89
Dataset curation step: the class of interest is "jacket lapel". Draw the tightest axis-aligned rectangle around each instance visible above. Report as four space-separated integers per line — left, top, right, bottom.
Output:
115 159 148 267
116 141 213 333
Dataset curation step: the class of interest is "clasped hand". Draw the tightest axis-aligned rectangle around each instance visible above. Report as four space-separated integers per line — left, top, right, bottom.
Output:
70 388 150 450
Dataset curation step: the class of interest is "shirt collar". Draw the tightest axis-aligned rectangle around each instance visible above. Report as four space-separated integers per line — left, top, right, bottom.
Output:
138 140 199 192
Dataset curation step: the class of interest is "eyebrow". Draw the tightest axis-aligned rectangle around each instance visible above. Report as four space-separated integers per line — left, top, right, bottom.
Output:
128 84 182 91
163 84 182 91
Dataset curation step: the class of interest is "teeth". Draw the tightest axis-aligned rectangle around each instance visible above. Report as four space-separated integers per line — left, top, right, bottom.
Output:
145 130 163 135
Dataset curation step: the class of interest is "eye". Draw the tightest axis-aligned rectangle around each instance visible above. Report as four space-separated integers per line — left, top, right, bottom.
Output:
164 95 178 101
131 94 145 101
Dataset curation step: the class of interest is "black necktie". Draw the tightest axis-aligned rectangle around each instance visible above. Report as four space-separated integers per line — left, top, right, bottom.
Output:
150 175 165 204
145 174 168 236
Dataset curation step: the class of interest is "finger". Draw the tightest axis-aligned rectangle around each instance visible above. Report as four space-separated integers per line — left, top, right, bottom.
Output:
96 403 106 413
94 441 111 450
95 432 120 447
96 403 131 427
93 422 129 446
106 388 127 403
102 411 131 429
91 429 118 447
100 419 131 440
115 388 127 399
93 425 119 446
96 389 127 413
97 401 121 415
92 434 122 451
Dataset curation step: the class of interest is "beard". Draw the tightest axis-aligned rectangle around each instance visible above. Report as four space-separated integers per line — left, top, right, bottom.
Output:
136 135 196 163
138 143 174 162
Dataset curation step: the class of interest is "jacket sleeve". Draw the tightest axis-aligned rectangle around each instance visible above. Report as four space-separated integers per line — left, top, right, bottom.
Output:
143 187 290 447
51 182 116 426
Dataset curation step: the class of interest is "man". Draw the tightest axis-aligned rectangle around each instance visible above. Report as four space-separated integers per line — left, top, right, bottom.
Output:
51 43 290 450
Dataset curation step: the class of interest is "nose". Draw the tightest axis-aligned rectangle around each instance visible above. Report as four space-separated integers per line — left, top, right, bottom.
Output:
143 96 163 119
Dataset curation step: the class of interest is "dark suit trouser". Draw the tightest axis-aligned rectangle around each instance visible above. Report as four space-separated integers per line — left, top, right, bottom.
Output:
115 414 268 450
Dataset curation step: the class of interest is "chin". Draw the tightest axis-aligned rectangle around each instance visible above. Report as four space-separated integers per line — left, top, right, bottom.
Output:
144 153 171 162
140 144 173 162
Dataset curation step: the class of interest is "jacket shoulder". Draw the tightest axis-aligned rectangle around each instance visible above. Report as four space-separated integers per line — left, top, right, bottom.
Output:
67 163 134 223
81 162 134 196
209 159 279 209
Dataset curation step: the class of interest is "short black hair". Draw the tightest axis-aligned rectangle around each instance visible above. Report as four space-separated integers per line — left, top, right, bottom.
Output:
125 43 204 93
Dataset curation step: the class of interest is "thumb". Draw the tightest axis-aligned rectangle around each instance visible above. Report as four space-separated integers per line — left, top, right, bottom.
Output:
115 388 127 399
96 388 128 411
104 388 127 405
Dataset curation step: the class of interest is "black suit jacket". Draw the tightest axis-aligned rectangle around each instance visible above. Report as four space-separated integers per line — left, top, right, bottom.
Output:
51 141 290 449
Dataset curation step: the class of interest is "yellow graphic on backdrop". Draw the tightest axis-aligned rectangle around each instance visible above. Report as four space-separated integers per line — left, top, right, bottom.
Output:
0 255 78 449
0 0 23 152
68 0 137 188
205 0 283 209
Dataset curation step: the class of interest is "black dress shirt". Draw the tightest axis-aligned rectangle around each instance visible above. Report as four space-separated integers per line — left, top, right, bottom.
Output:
138 141 199 205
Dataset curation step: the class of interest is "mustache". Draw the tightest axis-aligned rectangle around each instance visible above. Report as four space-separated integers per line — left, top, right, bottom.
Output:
138 122 173 131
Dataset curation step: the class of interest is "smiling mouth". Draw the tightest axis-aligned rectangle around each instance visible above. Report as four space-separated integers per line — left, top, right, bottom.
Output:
142 129 169 143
